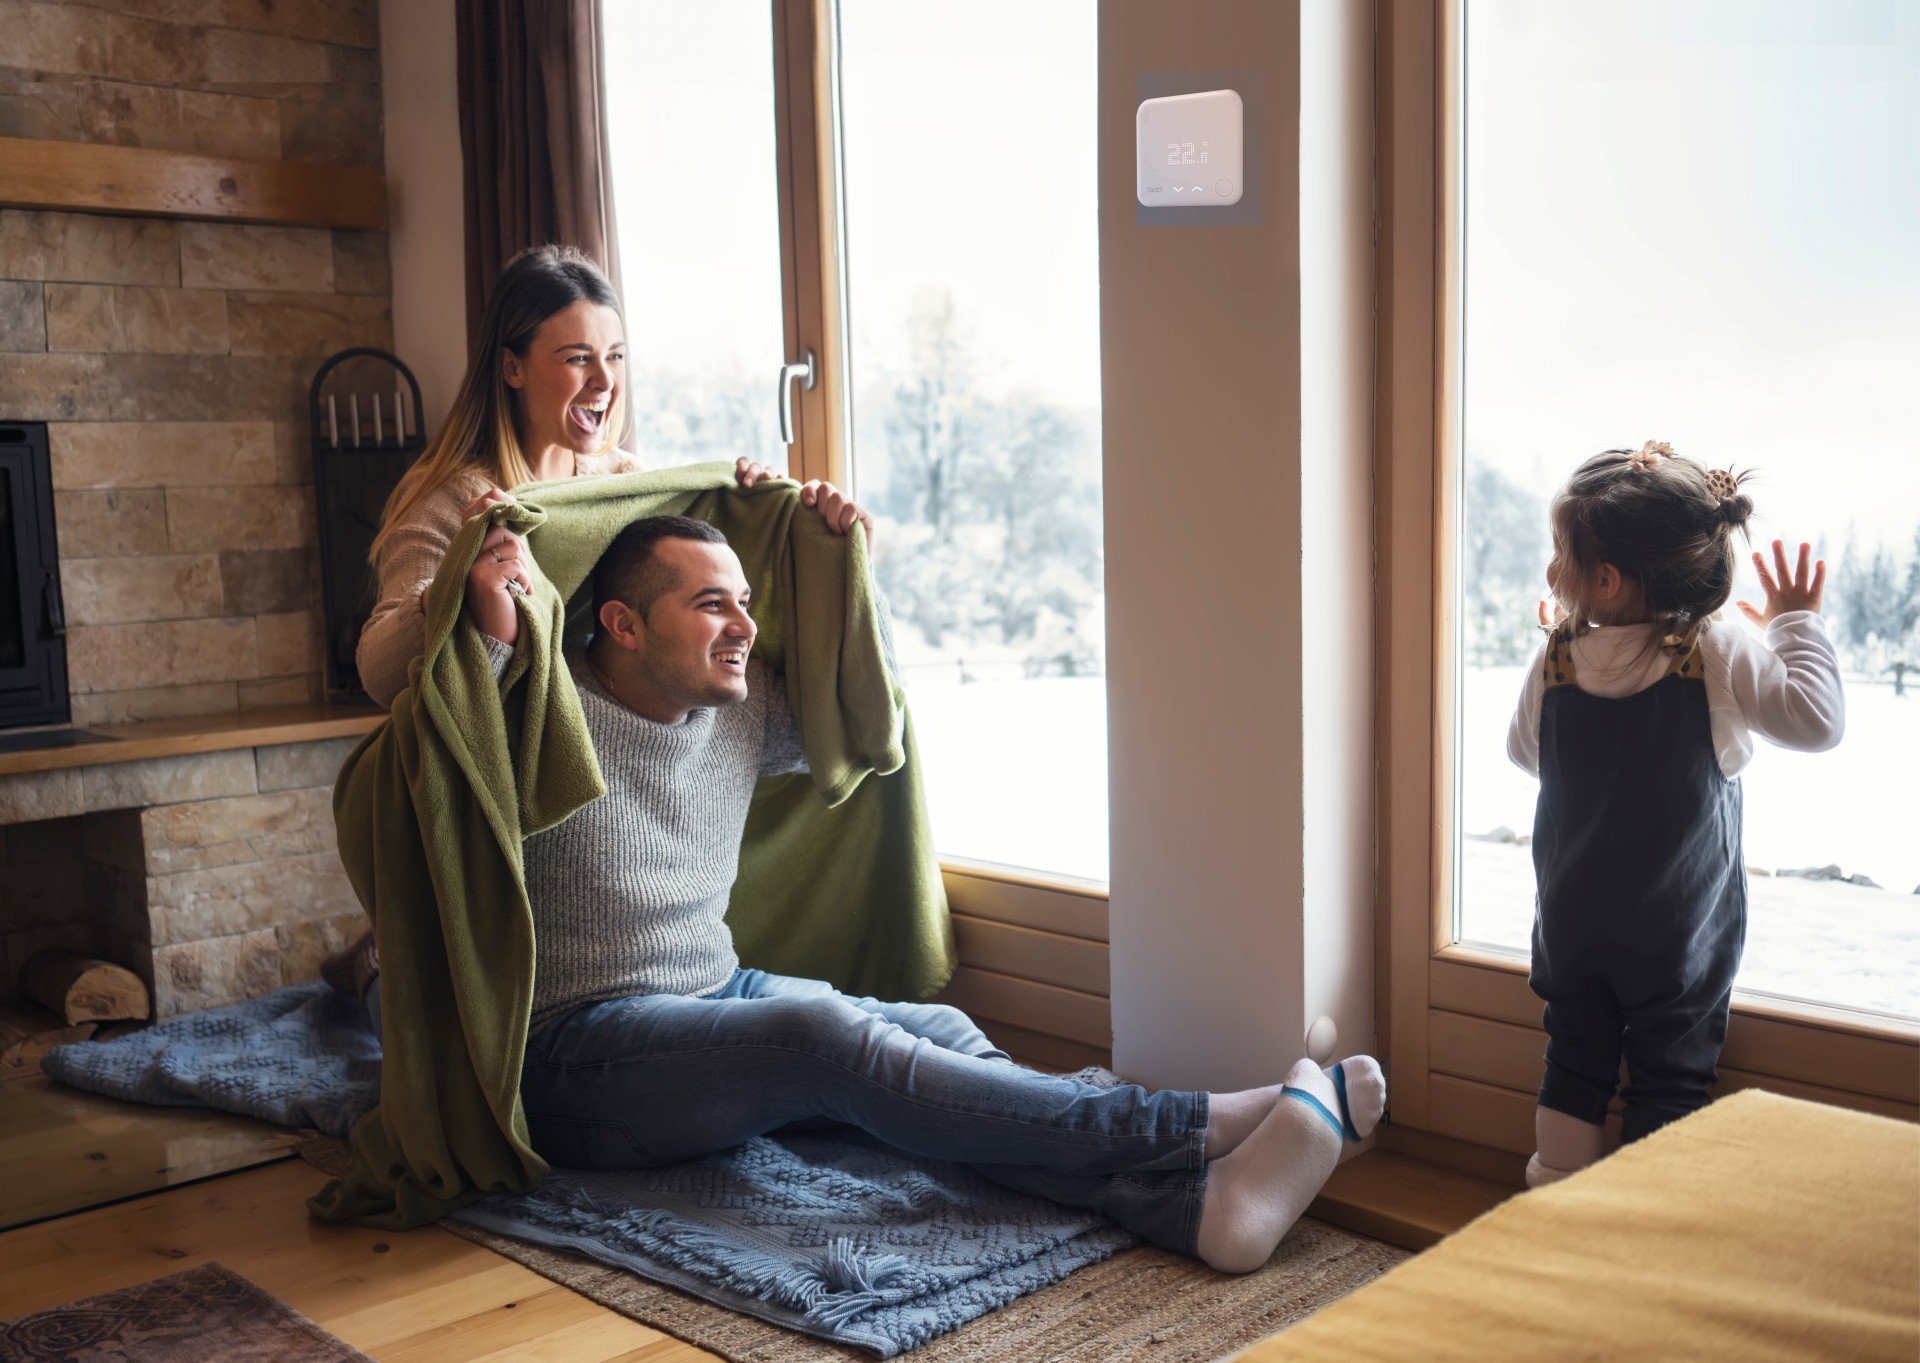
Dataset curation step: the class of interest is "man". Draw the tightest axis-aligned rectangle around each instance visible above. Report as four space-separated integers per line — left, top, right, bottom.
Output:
341 489 1385 1275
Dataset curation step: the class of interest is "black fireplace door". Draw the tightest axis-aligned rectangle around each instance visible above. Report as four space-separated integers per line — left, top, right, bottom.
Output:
0 423 70 730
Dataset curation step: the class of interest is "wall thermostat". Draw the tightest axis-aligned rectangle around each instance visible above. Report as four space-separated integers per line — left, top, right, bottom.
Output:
1136 88 1243 207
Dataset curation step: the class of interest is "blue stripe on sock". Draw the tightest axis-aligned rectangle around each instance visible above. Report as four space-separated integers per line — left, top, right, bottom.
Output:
1280 1085 1346 1140
1331 1062 1362 1143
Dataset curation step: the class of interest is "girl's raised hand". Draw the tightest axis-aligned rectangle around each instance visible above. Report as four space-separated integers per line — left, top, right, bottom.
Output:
1737 539 1825 628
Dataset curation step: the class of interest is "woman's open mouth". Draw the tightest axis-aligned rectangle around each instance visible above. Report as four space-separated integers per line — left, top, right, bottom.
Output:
569 400 608 435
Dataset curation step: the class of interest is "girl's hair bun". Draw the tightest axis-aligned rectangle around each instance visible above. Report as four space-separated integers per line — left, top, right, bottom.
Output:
1702 465 1752 530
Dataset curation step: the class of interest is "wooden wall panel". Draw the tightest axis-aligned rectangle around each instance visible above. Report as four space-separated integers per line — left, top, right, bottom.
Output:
0 137 386 231
942 863 1108 942
1426 1073 1537 1155
1429 1005 1919 1135
949 915 1109 997
933 967 1111 1050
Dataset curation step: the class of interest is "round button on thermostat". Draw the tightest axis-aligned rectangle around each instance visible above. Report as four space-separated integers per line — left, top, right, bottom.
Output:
1216 179 1235 197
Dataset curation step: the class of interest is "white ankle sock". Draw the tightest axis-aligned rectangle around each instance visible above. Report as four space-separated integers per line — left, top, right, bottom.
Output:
1196 1058 1343 1274
1207 1054 1389 1162
1328 1055 1386 1163
1203 1084 1286 1159
1524 1153 1576 1187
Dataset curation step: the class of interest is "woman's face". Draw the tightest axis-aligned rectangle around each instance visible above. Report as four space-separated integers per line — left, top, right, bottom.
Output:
501 299 625 464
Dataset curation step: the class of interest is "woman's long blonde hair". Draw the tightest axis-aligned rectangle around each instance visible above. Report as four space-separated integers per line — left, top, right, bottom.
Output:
370 244 627 564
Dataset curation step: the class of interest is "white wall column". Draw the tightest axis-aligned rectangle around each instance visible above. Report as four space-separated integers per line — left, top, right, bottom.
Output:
1299 0 1378 1085
1102 0 1375 1092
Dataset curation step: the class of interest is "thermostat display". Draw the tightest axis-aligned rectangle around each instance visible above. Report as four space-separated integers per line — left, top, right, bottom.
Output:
1136 88 1244 207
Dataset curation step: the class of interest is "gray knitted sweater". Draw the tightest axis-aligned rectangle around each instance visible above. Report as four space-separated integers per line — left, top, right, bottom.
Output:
488 643 806 1027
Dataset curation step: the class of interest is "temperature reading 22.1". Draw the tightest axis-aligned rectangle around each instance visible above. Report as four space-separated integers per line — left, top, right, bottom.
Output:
1165 141 1209 166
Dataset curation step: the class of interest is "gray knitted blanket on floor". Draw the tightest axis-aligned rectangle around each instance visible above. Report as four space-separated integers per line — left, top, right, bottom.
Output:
41 984 1135 1357
41 982 381 1139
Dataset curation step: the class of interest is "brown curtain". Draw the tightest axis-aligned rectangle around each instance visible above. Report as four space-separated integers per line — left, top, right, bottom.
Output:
456 0 622 355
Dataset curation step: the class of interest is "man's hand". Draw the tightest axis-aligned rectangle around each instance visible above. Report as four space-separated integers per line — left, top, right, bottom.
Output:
800 479 875 547
465 522 531 645
734 457 786 489
1737 539 1825 628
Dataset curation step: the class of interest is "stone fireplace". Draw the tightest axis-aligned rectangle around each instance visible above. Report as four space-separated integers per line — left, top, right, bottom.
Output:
0 736 368 1018
0 2 392 1020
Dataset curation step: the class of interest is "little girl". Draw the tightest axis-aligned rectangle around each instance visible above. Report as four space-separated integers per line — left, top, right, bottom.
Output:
1507 442 1844 1187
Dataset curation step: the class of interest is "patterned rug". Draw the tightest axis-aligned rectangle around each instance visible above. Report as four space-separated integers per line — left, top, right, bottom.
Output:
447 1213 1407 1363
0 1262 373 1363
302 1136 1411 1362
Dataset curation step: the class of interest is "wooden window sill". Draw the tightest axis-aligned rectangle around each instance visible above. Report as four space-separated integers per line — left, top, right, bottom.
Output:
1308 1146 1515 1252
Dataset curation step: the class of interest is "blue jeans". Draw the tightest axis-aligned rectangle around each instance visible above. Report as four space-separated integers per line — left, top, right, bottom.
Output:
517 967 1210 1254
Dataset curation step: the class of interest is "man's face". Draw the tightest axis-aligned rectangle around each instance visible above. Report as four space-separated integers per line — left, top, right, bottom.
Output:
629 539 757 714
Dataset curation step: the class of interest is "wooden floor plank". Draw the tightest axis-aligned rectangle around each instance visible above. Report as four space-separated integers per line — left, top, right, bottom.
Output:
0 1159 719 1362
0 1073 297 1231
602 1339 733 1363
325 1261 552 1349
379 1286 623 1363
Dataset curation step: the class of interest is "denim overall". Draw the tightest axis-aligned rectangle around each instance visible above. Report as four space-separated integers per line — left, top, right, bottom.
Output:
1528 623 1747 1142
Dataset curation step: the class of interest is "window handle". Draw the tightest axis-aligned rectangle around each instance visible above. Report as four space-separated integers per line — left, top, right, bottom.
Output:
778 349 817 447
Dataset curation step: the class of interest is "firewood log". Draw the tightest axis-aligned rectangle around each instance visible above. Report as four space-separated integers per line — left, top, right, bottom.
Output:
23 951 151 1025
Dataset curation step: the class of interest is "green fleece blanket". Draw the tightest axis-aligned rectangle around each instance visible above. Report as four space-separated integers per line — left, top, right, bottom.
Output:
308 463 953 1229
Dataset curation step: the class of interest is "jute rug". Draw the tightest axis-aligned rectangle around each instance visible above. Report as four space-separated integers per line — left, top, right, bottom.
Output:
0 1261 375 1363
300 1136 1409 1361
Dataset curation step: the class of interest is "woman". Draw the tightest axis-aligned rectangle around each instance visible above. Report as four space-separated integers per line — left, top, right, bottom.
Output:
327 244 865 997
357 243 864 709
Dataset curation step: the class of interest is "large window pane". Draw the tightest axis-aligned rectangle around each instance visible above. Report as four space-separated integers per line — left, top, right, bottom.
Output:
838 2 1106 881
604 3 787 471
1457 1 1920 1017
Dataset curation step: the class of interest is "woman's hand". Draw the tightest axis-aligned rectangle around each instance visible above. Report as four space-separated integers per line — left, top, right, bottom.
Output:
734 457 786 489
1738 539 1825 628
462 487 513 521
800 479 875 546
465 522 532 645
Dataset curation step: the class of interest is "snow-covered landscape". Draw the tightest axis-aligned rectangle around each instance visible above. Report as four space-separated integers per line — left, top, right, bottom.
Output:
900 663 1919 1021
1464 663 1916 1018
906 671 1108 885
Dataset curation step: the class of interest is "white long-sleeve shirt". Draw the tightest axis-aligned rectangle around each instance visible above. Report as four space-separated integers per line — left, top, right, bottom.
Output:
1507 611 1845 779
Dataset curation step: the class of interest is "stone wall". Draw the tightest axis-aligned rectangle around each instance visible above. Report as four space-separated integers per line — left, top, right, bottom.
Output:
0 736 363 1017
0 0 390 724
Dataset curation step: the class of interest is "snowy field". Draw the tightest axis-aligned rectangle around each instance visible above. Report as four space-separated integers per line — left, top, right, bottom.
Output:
902 663 1918 1019
1461 663 1920 1020
905 673 1109 884
1459 839 1920 1019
